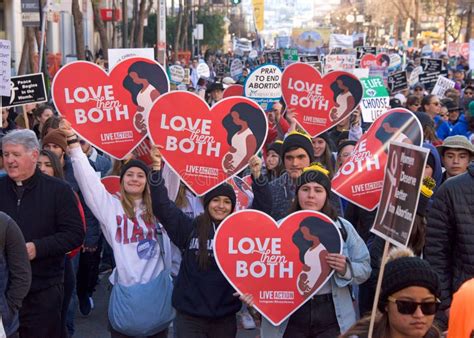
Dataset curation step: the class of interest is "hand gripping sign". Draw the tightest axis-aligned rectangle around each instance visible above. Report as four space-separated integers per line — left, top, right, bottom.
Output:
214 210 342 326
331 108 423 211
281 63 363 137
147 92 268 196
52 57 169 159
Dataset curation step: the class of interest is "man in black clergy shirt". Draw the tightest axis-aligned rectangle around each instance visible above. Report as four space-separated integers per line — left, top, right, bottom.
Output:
0 129 84 338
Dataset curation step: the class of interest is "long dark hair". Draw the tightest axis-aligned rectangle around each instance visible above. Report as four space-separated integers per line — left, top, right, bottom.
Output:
374 112 423 152
421 94 437 112
123 61 168 105
196 210 214 270
40 116 62 140
222 102 267 147
292 216 341 263
39 149 64 179
330 75 363 106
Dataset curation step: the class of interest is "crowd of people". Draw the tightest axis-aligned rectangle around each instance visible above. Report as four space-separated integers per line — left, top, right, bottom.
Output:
0 48 474 338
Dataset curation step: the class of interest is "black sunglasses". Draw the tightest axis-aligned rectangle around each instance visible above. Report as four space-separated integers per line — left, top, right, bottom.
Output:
388 296 440 315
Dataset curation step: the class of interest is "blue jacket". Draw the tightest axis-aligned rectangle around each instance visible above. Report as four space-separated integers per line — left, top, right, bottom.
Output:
450 114 472 139
436 120 457 140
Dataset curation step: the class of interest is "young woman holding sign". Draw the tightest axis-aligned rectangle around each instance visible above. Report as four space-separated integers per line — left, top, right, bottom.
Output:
148 146 261 338
257 163 371 338
60 120 175 338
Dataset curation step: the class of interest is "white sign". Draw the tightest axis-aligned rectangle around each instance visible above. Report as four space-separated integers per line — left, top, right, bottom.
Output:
409 66 423 86
329 34 354 49
431 76 455 97
389 54 402 69
324 54 356 73
249 50 258 59
230 59 243 79
233 38 253 52
244 64 282 111
108 48 155 69
352 68 370 79
0 40 11 97
194 23 204 40
169 65 185 83
0 314 5 338
197 62 210 79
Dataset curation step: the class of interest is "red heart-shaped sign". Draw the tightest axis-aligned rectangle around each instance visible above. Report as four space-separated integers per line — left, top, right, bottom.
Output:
147 92 268 196
360 53 390 69
281 63 363 137
227 176 253 211
52 57 169 159
332 108 423 211
101 176 121 198
214 210 342 326
223 84 244 98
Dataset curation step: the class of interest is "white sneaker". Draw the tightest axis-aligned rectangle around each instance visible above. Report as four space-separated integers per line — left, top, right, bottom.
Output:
240 311 256 330
89 297 94 310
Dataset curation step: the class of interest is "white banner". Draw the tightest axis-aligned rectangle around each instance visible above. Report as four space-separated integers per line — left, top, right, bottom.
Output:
431 76 455 98
329 34 354 49
108 48 155 69
0 39 11 97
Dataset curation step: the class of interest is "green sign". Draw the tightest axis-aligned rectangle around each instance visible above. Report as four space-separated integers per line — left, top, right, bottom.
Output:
283 48 299 67
360 77 390 122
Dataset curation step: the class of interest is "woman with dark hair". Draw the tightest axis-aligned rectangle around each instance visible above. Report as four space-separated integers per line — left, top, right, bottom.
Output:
38 149 64 179
258 163 370 338
406 95 421 113
329 75 362 122
123 61 168 135
40 115 62 141
341 247 441 338
33 104 55 137
374 111 423 153
222 102 266 173
311 132 336 178
148 146 263 338
263 141 284 181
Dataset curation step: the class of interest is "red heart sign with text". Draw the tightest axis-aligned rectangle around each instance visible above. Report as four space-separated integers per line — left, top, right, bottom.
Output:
147 92 268 196
332 108 423 211
223 84 244 98
52 57 169 159
101 176 121 198
281 63 363 137
360 53 390 69
214 210 342 326
227 176 253 211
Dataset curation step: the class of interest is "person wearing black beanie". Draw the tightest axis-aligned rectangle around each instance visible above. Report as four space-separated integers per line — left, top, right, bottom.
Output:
148 146 261 337
343 247 441 338
264 140 284 181
119 159 150 182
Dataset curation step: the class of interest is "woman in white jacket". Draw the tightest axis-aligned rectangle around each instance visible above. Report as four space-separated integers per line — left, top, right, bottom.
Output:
60 120 174 338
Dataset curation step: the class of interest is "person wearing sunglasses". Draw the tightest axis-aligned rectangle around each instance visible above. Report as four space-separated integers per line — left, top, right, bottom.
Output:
342 247 441 338
420 95 442 121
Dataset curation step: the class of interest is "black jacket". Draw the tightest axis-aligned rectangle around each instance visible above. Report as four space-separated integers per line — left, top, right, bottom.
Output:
425 163 474 326
149 170 241 319
0 170 84 292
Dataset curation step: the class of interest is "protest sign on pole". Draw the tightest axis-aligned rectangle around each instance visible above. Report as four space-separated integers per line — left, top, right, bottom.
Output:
264 51 282 67
169 65 185 84
420 58 442 73
51 57 170 159
283 48 299 67
418 72 441 91
332 108 423 211
197 62 210 79
21 0 41 26
387 70 408 93
147 93 268 196
360 77 389 123
324 55 356 73
1 73 47 108
230 58 243 79
371 141 429 247
281 63 363 137
0 40 11 97
244 64 282 111
214 209 342 326
356 46 377 59
360 53 390 69
408 66 423 87
108 48 155 69
431 76 455 98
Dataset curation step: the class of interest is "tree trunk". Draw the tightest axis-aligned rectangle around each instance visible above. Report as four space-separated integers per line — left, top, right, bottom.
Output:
18 33 30 75
26 27 37 73
129 0 138 47
180 1 189 51
413 0 419 47
466 1 473 42
72 0 85 60
174 0 183 60
136 0 147 48
91 0 109 60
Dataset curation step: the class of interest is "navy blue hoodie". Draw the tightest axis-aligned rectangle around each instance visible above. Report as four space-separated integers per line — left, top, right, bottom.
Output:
148 170 241 319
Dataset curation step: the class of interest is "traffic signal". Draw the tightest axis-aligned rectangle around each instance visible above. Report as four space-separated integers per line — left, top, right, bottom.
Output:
231 0 241 5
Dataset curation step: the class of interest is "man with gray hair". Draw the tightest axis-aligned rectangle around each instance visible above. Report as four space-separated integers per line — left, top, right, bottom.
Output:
0 129 84 337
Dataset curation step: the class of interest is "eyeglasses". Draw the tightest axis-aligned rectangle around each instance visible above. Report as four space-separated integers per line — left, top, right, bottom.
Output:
388 296 440 316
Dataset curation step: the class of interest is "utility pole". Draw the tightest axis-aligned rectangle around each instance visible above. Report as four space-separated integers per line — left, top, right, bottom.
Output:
156 0 167 64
